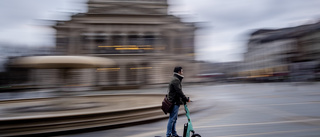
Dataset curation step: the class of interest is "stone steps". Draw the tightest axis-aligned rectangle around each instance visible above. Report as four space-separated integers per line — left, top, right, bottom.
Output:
0 94 201 136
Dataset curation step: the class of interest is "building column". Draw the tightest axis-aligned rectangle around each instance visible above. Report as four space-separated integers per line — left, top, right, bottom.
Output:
98 70 108 86
123 33 128 45
104 70 109 86
148 62 160 84
136 64 142 85
68 30 80 55
166 31 177 54
106 34 111 46
88 32 95 54
93 68 98 87
104 34 112 54
154 34 162 53
118 64 127 85
96 70 101 86
138 33 144 46
118 33 127 54
30 69 38 88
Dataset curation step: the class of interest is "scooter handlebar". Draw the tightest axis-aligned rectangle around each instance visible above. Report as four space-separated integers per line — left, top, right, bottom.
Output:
184 97 192 105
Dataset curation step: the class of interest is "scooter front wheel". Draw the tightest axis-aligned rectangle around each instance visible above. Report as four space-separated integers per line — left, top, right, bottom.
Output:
191 134 201 137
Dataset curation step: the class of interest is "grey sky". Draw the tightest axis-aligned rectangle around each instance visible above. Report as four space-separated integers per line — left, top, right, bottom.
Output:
0 0 86 46
172 0 320 62
0 0 320 62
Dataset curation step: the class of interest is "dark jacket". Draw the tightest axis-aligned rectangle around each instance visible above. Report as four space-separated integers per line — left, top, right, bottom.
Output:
167 73 188 105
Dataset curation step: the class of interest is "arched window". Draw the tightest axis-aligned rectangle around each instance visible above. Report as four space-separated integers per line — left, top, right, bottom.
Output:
143 35 155 45
128 35 139 45
95 33 106 46
112 35 123 45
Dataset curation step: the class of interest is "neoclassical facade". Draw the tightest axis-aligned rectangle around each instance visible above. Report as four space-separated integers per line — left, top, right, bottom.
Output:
52 0 198 88
238 22 320 81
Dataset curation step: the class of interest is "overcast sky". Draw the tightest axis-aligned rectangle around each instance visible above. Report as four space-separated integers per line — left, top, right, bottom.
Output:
0 0 320 62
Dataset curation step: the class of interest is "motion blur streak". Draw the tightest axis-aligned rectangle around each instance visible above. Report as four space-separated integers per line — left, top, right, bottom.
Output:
0 0 320 136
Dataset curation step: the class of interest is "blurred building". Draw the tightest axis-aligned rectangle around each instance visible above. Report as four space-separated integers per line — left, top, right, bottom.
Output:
50 0 197 89
239 21 320 81
0 44 55 86
196 61 241 82
0 44 55 71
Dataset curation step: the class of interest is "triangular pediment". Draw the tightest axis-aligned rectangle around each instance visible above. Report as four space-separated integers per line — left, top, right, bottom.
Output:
89 5 164 15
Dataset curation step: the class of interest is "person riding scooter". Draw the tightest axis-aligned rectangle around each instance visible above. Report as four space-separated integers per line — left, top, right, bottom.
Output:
166 66 190 137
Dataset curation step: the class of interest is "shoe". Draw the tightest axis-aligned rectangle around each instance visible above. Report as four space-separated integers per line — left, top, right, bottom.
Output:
171 135 182 137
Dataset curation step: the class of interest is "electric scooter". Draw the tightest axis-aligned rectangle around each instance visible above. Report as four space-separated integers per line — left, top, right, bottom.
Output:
183 99 201 137
156 99 201 137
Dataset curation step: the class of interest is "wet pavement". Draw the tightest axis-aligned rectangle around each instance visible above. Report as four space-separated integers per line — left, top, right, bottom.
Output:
58 82 320 137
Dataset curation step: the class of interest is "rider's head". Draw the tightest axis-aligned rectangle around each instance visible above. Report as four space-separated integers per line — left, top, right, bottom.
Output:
174 66 183 75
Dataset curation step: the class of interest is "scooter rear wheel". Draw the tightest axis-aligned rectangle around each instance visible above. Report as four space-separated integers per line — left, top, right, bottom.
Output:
191 134 201 137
